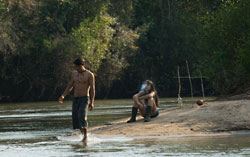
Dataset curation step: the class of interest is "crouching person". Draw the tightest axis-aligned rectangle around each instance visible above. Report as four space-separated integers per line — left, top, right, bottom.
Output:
127 80 159 123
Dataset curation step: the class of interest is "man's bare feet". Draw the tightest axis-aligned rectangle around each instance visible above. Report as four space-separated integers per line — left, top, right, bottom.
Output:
82 136 87 143
80 128 87 143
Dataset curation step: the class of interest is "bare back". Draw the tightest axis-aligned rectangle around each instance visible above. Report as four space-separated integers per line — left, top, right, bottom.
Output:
72 70 92 97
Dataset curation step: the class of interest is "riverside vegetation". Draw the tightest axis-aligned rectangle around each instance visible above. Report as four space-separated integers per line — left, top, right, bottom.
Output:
0 0 250 102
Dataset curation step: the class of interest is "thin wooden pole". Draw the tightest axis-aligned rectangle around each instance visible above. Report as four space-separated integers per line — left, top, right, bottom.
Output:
177 66 183 108
186 60 193 98
200 71 205 101
177 66 181 97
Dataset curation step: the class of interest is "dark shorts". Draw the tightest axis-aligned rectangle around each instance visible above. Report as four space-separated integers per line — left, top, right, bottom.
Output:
72 96 89 129
142 107 160 118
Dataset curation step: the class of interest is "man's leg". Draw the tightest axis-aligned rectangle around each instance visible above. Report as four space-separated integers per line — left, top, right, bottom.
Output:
80 128 87 142
71 98 81 135
78 97 89 142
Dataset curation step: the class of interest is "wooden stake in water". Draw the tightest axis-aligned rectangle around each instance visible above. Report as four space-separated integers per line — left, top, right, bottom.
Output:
177 66 183 108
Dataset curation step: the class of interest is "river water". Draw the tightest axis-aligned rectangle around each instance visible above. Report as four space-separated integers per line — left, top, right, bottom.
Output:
1 98 250 157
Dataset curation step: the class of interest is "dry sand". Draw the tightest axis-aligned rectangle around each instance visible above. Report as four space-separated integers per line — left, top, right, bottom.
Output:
90 98 250 138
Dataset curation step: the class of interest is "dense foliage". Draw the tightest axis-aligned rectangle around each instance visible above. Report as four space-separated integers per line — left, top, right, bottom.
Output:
0 0 249 101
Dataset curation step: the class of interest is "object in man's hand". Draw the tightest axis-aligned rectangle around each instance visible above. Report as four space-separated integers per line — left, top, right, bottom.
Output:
197 100 203 106
58 95 64 104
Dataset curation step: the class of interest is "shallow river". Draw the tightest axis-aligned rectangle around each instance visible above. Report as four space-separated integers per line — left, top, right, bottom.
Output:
1 98 250 157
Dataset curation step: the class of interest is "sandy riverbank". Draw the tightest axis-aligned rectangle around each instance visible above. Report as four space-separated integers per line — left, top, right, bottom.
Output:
89 98 250 137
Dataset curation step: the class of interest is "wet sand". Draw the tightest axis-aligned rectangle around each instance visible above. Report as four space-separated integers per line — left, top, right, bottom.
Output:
90 98 250 137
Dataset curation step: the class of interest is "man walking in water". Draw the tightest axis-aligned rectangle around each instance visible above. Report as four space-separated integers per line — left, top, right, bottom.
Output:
58 57 95 143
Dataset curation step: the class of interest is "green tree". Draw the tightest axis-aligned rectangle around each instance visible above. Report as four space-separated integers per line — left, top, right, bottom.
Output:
201 0 250 94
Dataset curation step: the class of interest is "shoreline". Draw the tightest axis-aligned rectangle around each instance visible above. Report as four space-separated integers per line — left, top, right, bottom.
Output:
91 130 250 140
89 98 250 138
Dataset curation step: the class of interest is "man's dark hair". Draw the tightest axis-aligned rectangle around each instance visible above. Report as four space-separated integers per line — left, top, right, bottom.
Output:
73 57 85 66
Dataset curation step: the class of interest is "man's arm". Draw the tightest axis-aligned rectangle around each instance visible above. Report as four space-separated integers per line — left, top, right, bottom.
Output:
89 72 95 111
58 73 74 103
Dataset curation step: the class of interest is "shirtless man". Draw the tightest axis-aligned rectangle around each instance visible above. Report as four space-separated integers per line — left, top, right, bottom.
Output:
58 57 95 143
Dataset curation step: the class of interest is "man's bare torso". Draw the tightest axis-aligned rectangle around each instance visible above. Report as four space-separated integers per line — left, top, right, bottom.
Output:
72 70 91 97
